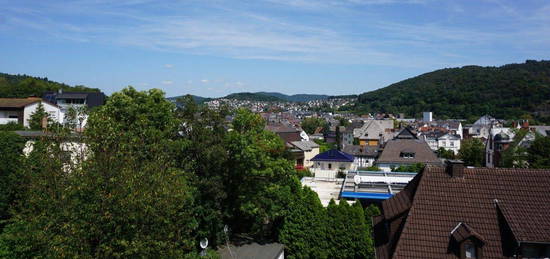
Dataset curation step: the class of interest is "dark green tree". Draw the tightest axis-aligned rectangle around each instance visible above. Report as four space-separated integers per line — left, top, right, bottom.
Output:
0 132 25 230
436 147 456 159
527 135 550 169
0 87 199 258
28 102 50 130
458 138 485 167
300 117 326 135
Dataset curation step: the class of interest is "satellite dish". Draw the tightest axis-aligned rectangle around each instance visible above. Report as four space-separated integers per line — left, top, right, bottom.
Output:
200 238 209 249
224 225 229 234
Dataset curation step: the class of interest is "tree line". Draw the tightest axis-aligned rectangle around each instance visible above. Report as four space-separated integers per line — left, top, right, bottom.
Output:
0 87 379 258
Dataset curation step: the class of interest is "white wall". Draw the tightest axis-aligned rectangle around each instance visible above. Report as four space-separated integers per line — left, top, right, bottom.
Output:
23 102 62 128
303 147 320 168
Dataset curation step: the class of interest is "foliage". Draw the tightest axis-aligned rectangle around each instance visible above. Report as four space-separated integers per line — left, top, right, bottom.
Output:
391 163 425 173
527 135 550 169
0 132 25 229
278 186 328 259
63 105 87 130
500 129 529 168
0 72 99 98
326 200 371 259
356 60 550 122
364 204 381 258
359 166 381 171
301 117 327 135
224 92 285 102
436 147 456 159
313 139 335 153
0 87 199 258
0 122 24 131
458 138 485 167
28 103 51 130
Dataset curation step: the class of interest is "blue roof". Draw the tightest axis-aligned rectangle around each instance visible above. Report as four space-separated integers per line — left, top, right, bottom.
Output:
311 149 354 162
341 192 393 200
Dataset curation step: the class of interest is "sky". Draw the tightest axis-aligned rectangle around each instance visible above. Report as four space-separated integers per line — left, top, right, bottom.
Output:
0 0 549 98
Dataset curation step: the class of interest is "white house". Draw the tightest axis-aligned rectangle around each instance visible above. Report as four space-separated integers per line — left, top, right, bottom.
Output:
311 149 355 178
0 97 63 127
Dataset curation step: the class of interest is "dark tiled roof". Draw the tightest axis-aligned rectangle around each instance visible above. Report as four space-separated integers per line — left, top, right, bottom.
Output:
343 145 379 158
395 127 417 139
311 149 354 162
374 166 550 259
376 139 440 164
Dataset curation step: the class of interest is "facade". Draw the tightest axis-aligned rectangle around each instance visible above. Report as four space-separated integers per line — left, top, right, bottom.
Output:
420 131 461 154
311 149 355 177
375 128 441 172
373 161 550 258
485 127 515 168
343 145 379 168
354 119 394 147
0 97 62 127
288 140 320 168
42 90 106 129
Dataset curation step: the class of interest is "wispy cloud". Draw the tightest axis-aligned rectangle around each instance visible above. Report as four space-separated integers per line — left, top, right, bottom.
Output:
164 64 174 68
161 80 173 85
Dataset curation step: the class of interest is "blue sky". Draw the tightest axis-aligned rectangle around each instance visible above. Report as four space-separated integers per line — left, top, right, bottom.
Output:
1 0 549 98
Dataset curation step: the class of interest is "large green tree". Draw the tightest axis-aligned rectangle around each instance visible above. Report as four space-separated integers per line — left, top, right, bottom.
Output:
458 138 485 167
0 87 199 258
527 135 550 169
0 132 25 230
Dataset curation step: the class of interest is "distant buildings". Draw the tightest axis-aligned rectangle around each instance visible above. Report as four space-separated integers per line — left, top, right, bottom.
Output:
375 128 442 172
0 97 62 127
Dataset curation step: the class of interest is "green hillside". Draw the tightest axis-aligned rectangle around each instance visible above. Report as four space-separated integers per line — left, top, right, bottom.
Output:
356 60 550 122
0 73 100 98
224 92 286 102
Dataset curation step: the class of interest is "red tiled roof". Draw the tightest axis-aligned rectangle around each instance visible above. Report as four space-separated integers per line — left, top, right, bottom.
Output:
374 165 550 258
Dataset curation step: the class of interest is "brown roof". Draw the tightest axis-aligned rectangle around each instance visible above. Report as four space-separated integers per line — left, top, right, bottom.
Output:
374 165 550 258
376 139 440 164
0 97 42 108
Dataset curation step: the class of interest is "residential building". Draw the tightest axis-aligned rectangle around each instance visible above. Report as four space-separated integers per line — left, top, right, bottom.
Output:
265 124 303 143
420 131 461 154
343 145 379 168
373 160 550 258
375 128 441 172
0 97 62 127
42 90 106 129
311 149 355 177
354 119 394 147
485 127 515 168
287 140 320 169
340 170 416 201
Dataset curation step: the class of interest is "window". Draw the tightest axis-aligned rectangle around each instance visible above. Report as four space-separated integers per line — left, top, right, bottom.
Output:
328 163 332 169
464 243 477 258
400 152 415 159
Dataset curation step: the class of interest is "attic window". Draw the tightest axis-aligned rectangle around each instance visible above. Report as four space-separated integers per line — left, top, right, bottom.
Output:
464 242 477 258
400 152 415 159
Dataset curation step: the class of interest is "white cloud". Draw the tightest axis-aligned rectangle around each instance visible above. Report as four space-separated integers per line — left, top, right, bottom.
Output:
164 64 173 68
200 79 209 83
161 80 173 85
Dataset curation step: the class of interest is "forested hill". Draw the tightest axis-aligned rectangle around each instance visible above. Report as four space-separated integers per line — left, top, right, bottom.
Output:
356 60 550 122
224 92 286 102
0 73 100 98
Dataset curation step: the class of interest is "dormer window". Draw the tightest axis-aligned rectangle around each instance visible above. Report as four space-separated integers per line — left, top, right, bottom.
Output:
400 152 415 159
464 242 477 258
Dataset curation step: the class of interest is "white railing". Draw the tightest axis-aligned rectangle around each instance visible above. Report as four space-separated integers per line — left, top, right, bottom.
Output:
0 118 19 124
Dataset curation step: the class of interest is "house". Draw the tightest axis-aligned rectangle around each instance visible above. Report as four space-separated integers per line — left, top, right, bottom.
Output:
265 124 303 143
43 90 106 129
375 128 441 172
343 145 379 168
373 160 550 258
0 97 62 127
420 131 461 154
354 119 394 147
311 149 355 177
467 115 502 140
287 140 320 169
485 127 515 168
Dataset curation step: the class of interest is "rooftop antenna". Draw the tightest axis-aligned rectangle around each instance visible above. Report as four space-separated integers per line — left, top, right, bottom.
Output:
199 238 208 257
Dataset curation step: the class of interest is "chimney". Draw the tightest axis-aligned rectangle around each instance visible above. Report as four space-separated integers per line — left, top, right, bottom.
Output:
446 160 465 178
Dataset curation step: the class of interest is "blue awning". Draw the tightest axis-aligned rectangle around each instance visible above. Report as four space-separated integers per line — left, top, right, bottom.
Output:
341 191 393 200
